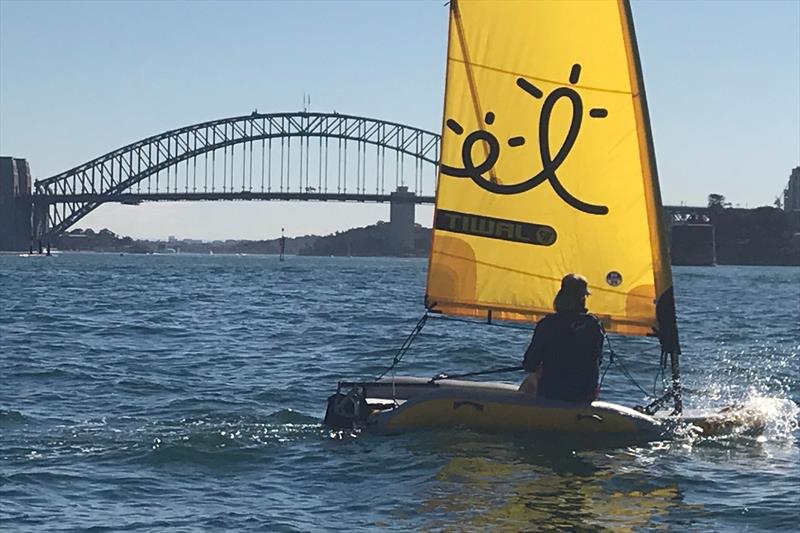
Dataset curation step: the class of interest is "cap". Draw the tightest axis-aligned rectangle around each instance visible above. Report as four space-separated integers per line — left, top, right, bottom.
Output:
560 273 590 296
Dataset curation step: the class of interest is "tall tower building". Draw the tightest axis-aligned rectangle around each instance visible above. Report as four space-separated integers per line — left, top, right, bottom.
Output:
784 166 800 229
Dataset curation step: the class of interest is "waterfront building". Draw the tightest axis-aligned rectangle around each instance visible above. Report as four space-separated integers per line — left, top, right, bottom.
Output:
784 166 800 229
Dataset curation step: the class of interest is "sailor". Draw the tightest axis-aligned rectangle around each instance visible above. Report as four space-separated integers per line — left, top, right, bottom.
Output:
518 274 604 403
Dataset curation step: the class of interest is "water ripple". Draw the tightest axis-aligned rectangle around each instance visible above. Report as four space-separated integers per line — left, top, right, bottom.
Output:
1 256 798 531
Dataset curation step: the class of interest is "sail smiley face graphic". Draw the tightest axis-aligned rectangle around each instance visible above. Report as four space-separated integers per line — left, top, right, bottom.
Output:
440 63 610 217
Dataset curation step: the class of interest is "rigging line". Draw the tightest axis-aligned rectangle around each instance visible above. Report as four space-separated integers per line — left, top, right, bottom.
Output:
599 326 615 388
599 355 614 389
604 333 653 399
375 313 430 381
425 314 661 397
652 363 666 397
447 57 633 96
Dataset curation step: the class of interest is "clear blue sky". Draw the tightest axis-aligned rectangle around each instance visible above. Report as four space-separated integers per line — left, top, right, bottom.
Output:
1 0 798 240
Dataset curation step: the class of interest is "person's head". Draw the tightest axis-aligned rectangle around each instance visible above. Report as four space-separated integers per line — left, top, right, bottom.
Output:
553 273 590 313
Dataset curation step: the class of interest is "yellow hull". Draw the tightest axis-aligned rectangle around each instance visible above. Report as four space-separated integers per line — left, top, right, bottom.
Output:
360 377 665 440
327 377 767 442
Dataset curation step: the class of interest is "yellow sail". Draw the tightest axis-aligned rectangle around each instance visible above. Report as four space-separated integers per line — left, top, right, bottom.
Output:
427 0 677 342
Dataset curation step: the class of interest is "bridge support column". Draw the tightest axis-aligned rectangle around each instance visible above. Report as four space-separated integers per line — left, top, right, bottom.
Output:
0 157 33 252
32 200 49 254
390 186 415 255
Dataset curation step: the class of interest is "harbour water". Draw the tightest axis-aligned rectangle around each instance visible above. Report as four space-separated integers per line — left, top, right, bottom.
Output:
1 254 798 531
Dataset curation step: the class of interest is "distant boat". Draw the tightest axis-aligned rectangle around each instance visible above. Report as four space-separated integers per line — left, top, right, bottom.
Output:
18 250 59 258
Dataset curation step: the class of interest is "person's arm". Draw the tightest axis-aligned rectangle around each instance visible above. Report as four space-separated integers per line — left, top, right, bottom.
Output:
519 319 550 394
522 318 548 372
591 316 605 367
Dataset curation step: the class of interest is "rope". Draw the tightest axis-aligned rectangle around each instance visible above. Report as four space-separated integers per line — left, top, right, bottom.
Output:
599 352 614 389
652 357 667 397
603 333 654 399
375 312 524 389
610 344 676 415
428 316 657 401
375 312 429 381
375 312 671 412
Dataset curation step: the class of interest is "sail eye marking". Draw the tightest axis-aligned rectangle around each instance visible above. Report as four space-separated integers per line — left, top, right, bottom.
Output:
446 117 525 149
446 119 464 135
440 63 610 216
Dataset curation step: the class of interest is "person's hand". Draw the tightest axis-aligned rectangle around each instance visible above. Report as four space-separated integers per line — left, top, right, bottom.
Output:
518 372 539 395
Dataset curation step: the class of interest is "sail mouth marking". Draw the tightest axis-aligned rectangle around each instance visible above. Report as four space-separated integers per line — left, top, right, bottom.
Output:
434 209 556 246
440 64 610 216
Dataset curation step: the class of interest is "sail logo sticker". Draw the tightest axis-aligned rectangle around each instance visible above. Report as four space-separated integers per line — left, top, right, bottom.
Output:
440 63 609 216
606 271 623 286
434 209 556 246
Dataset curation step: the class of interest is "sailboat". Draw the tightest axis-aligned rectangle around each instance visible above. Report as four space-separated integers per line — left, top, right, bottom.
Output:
325 0 765 441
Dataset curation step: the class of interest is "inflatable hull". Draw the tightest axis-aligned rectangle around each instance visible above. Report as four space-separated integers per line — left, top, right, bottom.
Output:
329 377 667 442
325 377 768 443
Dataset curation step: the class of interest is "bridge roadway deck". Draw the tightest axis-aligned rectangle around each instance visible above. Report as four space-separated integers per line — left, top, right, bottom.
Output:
31 191 709 219
33 192 437 204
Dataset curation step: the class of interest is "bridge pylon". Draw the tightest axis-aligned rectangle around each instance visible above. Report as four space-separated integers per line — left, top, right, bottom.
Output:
390 186 416 255
0 157 33 252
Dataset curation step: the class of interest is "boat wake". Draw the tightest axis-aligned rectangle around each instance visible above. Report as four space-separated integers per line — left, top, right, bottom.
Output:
142 409 323 464
677 393 799 445
3 409 325 468
729 394 799 441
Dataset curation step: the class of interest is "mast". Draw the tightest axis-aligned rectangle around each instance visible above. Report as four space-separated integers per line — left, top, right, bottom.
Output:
619 0 682 413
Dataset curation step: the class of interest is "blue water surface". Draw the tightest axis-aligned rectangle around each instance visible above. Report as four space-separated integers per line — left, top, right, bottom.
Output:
1 254 798 532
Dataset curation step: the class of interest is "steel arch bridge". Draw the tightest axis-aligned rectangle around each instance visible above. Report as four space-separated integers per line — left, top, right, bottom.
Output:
32 111 442 242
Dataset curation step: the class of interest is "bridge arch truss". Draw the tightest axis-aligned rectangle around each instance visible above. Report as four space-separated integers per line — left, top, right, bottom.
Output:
33 112 442 240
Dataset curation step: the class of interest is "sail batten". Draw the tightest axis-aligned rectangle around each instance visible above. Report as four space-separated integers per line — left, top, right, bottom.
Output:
427 0 679 343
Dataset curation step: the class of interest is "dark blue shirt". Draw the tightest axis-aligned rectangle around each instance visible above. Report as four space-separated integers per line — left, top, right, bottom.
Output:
522 312 604 403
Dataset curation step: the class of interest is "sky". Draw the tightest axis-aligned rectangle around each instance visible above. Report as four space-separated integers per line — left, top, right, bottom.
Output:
1 0 798 240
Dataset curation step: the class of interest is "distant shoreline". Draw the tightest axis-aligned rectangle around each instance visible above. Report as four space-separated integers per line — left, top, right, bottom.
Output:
44 206 800 266
8 251 800 273
6 249 800 267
